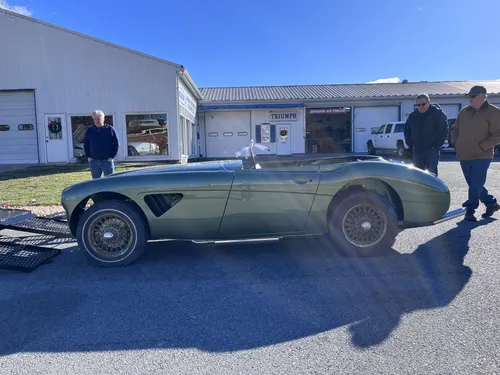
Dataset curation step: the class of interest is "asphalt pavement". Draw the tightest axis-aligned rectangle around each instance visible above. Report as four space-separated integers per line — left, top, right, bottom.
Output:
1 155 499 375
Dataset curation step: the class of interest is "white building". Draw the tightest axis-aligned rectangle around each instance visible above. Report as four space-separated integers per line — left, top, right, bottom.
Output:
0 9 201 165
2 8 500 165
197 82 500 157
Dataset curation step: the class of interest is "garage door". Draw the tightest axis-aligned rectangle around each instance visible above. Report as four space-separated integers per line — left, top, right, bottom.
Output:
0 90 38 164
205 111 251 158
353 106 400 153
436 104 460 119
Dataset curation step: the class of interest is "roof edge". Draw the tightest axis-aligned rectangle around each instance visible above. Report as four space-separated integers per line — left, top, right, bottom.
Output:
176 67 203 100
198 93 492 105
198 79 500 90
0 8 183 69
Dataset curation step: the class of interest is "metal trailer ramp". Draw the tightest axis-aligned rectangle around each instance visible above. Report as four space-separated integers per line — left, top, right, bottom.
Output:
2 216 72 238
0 241 61 272
0 208 70 271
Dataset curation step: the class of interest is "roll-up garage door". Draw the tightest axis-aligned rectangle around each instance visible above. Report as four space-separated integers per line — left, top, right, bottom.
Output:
0 90 38 164
353 106 400 153
205 111 251 158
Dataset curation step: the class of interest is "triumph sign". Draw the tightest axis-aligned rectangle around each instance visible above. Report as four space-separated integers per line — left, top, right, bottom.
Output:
269 112 298 122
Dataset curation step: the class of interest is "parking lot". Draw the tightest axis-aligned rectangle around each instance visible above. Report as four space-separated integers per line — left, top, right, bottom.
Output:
1 155 500 375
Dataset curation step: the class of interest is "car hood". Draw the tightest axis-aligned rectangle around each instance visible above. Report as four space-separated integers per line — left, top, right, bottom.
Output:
109 159 242 177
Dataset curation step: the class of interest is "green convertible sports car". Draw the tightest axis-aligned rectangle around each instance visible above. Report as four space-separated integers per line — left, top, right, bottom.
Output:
61 153 465 267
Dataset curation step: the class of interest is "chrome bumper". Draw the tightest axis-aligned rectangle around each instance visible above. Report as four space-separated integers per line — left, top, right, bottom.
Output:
433 208 466 224
399 207 466 229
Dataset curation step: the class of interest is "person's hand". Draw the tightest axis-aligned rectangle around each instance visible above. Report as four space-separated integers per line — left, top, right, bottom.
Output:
108 158 113 162
88 157 92 161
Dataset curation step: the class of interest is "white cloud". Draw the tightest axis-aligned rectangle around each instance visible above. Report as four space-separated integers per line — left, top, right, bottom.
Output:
0 1 32 17
368 77 401 84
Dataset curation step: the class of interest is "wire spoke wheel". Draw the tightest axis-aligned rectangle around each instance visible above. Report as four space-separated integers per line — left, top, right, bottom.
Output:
342 203 387 248
87 213 135 259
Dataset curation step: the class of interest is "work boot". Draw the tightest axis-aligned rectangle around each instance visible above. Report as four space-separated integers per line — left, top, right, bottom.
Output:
482 203 500 218
464 209 477 221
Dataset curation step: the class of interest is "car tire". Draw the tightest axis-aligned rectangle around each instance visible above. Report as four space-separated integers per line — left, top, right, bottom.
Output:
367 142 376 155
76 199 149 267
396 143 407 158
327 189 399 257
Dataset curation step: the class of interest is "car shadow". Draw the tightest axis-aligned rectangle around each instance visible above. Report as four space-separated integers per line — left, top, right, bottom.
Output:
0 218 493 356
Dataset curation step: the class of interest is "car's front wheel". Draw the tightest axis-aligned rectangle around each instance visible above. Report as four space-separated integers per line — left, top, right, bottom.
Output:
327 189 399 257
76 200 149 267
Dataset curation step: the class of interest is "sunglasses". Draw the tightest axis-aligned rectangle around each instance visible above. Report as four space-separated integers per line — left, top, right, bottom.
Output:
416 103 428 107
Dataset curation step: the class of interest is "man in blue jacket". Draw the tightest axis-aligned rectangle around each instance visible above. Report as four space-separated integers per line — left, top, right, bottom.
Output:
83 110 120 179
404 93 448 176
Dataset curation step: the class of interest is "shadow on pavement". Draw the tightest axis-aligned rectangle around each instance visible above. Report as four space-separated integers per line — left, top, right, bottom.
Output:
0 218 493 355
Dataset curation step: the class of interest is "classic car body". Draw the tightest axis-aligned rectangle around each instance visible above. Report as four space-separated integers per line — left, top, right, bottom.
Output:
61 154 464 266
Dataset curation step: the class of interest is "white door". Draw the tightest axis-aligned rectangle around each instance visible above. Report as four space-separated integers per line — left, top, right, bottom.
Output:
436 104 460 119
276 124 292 155
44 114 69 163
0 90 38 164
372 124 386 149
380 122 394 149
353 106 400 152
205 111 251 158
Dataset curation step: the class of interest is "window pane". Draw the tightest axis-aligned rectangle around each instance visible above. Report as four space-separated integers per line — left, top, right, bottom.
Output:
126 113 168 156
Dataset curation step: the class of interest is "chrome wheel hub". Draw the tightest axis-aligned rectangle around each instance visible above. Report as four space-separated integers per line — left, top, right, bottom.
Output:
360 221 372 231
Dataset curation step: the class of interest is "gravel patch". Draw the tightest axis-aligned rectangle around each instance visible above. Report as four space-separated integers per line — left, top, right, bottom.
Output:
9 205 65 217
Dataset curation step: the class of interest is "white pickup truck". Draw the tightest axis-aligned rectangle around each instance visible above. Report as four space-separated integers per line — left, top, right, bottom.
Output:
367 119 498 157
367 121 410 158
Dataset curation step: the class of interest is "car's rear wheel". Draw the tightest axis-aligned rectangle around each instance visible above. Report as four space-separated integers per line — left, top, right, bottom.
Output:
327 189 399 257
76 199 149 267
367 141 376 155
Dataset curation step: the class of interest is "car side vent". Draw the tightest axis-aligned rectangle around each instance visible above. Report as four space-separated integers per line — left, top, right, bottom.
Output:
144 193 183 217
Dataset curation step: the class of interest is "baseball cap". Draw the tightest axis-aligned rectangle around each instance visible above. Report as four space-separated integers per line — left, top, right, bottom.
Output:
466 85 487 96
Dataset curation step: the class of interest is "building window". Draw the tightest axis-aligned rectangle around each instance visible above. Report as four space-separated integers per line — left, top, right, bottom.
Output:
255 124 276 143
223 132 233 137
18 124 34 131
126 113 168 156
71 115 114 158
0 125 9 131
208 132 218 137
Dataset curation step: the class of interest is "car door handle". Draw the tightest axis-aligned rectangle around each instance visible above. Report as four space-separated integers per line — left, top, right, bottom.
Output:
294 177 310 184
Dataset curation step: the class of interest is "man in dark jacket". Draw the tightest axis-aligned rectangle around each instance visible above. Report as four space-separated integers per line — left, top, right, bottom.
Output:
84 110 120 179
404 93 448 176
450 85 500 221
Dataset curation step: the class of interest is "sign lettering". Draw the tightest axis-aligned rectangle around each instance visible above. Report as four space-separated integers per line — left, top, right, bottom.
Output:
269 112 298 121
178 82 197 118
309 108 348 114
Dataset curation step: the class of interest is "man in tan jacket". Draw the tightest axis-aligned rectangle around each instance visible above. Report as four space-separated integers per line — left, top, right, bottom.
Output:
450 85 500 221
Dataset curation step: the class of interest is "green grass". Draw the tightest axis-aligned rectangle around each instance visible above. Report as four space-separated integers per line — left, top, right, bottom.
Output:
0 162 161 206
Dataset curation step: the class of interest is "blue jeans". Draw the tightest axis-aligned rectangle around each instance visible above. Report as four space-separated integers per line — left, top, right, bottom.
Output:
89 159 114 179
412 147 440 176
460 160 497 211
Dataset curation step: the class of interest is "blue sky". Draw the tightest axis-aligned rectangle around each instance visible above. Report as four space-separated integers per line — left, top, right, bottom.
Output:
3 0 500 87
